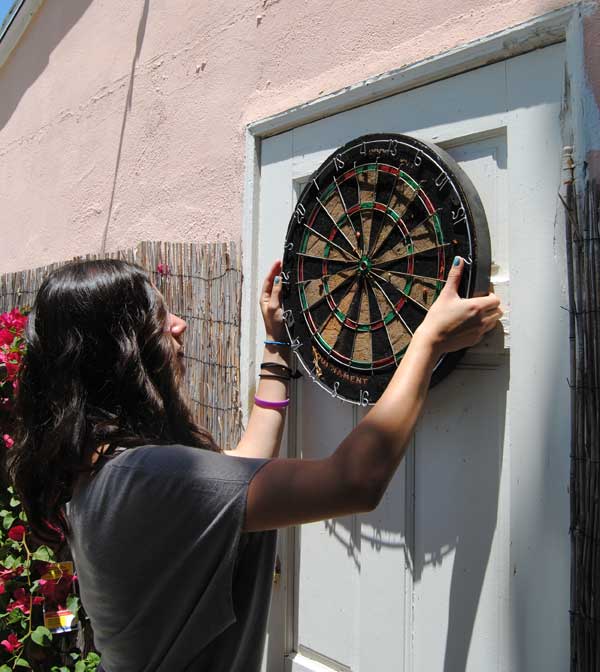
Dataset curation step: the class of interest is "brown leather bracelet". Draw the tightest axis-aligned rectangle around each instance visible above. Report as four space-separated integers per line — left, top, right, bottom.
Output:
260 362 302 378
258 372 291 381
260 362 292 372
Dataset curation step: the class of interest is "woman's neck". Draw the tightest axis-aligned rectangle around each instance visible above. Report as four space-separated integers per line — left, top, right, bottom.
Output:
91 443 110 465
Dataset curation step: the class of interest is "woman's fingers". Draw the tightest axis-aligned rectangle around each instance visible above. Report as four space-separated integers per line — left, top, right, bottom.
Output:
482 310 503 331
440 256 464 296
269 270 283 309
261 260 282 300
470 293 501 314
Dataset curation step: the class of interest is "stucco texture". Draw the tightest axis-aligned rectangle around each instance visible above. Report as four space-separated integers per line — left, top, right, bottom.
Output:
0 0 587 272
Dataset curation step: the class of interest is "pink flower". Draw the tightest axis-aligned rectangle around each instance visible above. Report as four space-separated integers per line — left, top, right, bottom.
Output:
3 434 14 449
0 349 20 380
157 263 171 277
39 574 75 608
0 329 14 348
0 566 23 581
7 525 25 541
0 308 27 332
1 632 22 654
6 587 43 615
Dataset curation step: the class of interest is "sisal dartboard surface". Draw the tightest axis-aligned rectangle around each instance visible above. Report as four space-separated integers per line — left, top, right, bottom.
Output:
281 133 491 405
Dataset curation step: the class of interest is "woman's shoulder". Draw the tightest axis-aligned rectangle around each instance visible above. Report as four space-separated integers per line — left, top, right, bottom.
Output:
107 443 269 485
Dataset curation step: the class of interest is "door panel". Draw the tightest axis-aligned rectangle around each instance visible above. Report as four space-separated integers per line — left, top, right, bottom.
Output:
256 43 568 672
295 391 358 669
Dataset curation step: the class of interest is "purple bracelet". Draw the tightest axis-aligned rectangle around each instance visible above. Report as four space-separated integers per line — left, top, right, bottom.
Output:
254 395 290 409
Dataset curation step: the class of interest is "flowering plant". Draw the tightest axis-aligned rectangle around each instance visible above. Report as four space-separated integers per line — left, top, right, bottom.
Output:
0 308 100 671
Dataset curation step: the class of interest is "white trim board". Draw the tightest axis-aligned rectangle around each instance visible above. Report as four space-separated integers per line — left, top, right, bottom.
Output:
240 4 583 429
247 5 576 139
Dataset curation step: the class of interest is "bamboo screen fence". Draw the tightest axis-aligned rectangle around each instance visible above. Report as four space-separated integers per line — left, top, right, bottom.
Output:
0 240 245 451
563 169 600 670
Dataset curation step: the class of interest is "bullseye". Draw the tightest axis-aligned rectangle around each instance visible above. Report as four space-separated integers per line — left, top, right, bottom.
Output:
281 133 491 404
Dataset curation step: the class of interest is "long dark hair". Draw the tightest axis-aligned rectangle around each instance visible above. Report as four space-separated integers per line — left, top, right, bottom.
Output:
8 259 220 549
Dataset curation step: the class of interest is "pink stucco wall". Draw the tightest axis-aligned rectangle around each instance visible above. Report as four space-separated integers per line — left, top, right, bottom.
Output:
0 0 594 273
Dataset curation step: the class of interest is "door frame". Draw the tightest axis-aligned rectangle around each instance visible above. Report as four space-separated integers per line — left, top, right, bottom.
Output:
239 4 588 669
241 2 589 430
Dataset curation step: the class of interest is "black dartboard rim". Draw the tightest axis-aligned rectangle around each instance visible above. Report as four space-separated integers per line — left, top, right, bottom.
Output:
281 133 491 405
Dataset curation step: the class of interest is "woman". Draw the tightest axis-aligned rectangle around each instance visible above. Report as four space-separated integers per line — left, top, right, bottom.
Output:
9 256 500 671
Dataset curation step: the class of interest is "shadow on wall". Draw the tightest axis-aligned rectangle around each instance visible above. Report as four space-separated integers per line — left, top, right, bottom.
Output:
100 0 149 254
0 1 95 133
0 0 151 256
272 354 508 672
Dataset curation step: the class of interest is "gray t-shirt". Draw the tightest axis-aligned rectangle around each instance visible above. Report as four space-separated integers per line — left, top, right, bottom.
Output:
65 444 277 672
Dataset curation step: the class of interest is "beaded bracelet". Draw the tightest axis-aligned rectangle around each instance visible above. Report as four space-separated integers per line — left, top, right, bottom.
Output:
254 395 290 409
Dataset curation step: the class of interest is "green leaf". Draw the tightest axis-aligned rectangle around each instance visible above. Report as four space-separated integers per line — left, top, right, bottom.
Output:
66 594 80 614
3 555 15 568
0 665 12 672
6 608 25 624
31 546 52 562
18 510 27 522
74 662 86 672
14 659 31 668
2 515 15 530
7 486 13 494
9 497 20 508
31 625 52 646
0 510 9 517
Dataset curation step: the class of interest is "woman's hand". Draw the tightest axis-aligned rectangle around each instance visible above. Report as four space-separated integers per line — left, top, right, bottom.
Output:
414 256 502 356
260 259 286 341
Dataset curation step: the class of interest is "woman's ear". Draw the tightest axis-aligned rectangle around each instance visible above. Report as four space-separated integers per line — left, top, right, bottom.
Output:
169 314 187 335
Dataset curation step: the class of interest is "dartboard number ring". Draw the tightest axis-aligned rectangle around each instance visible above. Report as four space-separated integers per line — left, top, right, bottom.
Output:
281 133 491 405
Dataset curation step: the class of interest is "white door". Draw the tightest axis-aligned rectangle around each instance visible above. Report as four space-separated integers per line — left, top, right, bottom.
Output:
255 43 569 672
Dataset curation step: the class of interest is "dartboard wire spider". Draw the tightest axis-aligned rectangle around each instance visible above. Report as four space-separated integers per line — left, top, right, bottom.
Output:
311 274 365 377
295 272 359 316
333 173 351 221
369 207 444 263
344 276 364 374
307 277 374 375
371 240 452 266
294 267 359 286
314 271 408 372
367 268 432 314
366 171 422 258
295 252 359 265
366 274 415 341
299 219 360 262
354 157 381 256
315 196 362 259
370 266 448 286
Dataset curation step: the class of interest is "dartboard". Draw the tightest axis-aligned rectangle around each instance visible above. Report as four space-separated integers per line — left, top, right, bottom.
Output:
281 133 491 406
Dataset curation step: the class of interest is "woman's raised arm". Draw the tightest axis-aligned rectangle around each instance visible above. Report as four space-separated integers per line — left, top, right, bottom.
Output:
243 257 502 531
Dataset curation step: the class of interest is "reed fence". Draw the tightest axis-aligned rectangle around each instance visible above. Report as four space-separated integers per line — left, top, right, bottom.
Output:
0 240 245 450
564 168 600 670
